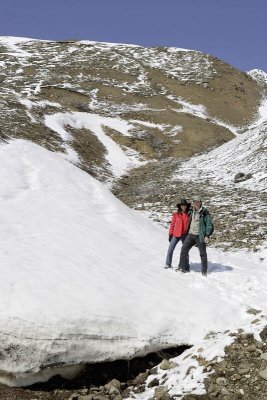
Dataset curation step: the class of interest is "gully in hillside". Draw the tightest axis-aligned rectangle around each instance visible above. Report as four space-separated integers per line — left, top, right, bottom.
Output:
165 198 191 269
177 196 214 277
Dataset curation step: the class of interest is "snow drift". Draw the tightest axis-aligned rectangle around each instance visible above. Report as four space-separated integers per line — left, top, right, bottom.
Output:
0 139 266 387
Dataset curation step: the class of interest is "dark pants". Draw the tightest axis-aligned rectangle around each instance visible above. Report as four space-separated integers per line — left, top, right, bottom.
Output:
178 234 208 273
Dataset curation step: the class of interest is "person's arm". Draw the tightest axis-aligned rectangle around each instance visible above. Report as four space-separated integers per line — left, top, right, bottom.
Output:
205 213 213 237
169 214 176 237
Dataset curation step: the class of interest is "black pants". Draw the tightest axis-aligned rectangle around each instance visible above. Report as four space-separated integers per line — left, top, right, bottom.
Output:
178 234 208 273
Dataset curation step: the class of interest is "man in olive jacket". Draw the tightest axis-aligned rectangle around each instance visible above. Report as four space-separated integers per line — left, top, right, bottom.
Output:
177 196 213 276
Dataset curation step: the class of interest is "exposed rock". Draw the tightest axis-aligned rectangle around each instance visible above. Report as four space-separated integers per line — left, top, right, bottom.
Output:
258 368 267 381
220 387 231 395
154 385 170 400
68 394 80 400
215 377 227 386
104 378 121 391
113 395 123 400
150 366 158 375
159 359 171 370
238 366 251 374
260 326 267 341
246 308 262 315
147 377 160 388
233 172 253 183
131 370 149 385
159 359 177 370
234 172 246 182
78 395 94 400
186 365 197 375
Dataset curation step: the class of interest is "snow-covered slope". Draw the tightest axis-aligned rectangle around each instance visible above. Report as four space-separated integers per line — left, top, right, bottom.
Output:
248 69 267 87
175 105 267 192
0 139 266 390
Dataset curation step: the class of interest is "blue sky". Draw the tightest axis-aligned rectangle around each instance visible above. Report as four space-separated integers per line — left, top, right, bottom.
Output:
1 0 266 72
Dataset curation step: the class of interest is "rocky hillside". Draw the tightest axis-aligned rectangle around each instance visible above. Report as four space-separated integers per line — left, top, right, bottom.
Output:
0 36 266 251
0 37 264 171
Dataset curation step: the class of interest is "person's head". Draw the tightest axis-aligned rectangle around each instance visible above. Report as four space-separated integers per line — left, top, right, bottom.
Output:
192 196 202 211
177 198 190 213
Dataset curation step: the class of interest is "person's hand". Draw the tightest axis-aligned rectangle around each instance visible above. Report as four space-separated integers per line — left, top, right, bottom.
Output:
169 235 173 242
204 236 209 244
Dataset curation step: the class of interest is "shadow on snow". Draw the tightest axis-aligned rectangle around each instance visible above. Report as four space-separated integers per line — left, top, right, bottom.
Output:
190 262 233 273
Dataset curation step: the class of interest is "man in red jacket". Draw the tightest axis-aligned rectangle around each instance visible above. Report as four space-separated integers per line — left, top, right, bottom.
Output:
165 198 191 269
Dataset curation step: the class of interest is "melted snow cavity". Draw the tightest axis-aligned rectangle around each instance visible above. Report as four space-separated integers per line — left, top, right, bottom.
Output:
22 345 189 390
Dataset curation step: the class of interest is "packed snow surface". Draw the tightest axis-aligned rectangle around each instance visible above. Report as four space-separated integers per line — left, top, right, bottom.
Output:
0 139 266 389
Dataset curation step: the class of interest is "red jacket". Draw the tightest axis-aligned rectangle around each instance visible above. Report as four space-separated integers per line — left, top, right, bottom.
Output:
169 212 189 237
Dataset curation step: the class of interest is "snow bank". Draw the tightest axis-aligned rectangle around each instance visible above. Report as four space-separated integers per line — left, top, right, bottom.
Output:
0 139 266 387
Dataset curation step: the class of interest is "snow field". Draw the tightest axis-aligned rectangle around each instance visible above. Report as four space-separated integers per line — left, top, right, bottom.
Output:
0 139 266 390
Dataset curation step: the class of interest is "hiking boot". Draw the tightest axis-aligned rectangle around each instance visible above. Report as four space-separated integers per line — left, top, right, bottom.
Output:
176 268 190 273
164 265 172 269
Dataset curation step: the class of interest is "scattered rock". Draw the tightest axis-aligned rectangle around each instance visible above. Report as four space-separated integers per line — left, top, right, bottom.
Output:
261 353 267 361
220 387 231 395
258 367 267 381
216 377 227 386
234 172 245 182
104 378 121 391
113 395 123 400
159 359 171 370
150 366 158 374
238 366 251 374
234 172 253 183
247 308 262 315
108 385 120 396
260 326 267 342
147 377 160 388
186 365 196 375
78 395 93 400
132 370 149 385
154 385 170 400
68 394 80 400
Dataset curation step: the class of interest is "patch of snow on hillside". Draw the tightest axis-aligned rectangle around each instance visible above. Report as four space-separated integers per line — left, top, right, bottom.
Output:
168 95 239 135
247 69 267 86
130 120 167 129
0 36 33 57
45 112 144 176
249 98 267 128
